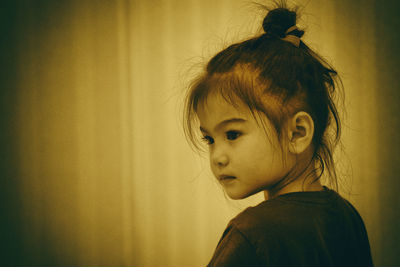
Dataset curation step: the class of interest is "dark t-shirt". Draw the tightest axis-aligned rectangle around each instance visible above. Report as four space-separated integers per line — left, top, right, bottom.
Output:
207 187 373 267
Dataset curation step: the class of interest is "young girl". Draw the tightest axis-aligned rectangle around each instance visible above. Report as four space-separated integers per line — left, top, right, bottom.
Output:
183 5 373 267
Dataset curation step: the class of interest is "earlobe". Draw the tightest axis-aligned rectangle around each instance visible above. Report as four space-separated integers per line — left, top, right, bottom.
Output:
288 111 314 154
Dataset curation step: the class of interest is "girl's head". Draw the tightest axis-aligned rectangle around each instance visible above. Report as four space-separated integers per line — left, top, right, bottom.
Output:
183 6 341 199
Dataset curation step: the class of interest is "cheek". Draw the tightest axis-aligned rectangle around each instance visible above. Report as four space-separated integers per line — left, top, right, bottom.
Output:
243 148 274 173
240 134 286 172
236 138 275 166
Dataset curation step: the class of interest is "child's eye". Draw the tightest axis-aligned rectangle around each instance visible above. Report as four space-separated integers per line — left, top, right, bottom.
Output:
201 135 214 145
226 131 241 140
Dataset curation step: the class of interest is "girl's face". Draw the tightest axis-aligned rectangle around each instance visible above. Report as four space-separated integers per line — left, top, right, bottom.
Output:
197 94 293 199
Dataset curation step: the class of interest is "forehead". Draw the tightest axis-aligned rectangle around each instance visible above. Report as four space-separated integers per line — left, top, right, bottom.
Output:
197 93 252 124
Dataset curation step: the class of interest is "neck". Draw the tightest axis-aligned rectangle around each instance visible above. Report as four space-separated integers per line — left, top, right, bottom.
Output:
264 180 323 200
263 160 324 200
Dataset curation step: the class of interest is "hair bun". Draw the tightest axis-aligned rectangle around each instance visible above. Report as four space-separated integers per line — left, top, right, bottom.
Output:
262 8 297 38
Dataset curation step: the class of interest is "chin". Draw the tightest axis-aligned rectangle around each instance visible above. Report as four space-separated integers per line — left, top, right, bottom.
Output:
225 190 254 200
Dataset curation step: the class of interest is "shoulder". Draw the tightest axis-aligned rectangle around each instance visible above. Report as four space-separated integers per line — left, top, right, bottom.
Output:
207 200 287 266
209 189 373 266
231 195 320 236
207 220 262 266
229 188 362 247
232 188 357 229
231 199 286 232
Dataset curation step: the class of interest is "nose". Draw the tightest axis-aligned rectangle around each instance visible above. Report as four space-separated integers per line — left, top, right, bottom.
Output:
211 146 229 167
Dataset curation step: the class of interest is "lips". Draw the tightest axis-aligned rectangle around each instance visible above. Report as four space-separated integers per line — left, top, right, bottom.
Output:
219 175 236 181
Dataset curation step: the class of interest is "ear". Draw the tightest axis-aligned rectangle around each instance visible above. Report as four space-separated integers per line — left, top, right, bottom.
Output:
287 111 314 154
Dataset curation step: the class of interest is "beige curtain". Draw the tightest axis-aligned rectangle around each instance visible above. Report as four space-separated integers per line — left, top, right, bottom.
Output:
2 0 399 266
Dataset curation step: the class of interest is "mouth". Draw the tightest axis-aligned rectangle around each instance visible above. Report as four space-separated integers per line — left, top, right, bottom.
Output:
219 175 236 181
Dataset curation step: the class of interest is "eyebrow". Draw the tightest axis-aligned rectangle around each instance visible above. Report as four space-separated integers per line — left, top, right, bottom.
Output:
200 118 247 133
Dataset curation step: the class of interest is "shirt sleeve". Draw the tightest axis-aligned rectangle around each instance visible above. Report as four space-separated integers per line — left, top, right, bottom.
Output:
207 224 261 267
